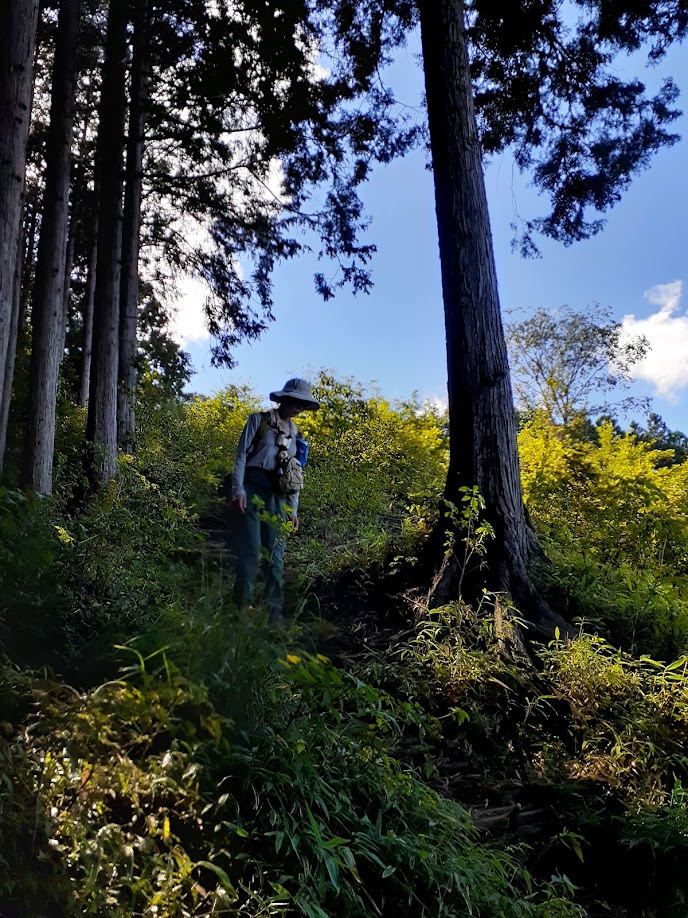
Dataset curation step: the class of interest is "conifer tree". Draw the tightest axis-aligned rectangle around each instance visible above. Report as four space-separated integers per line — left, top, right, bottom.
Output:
86 0 418 482
322 0 686 635
77 191 99 409
0 0 40 470
423 0 684 633
85 0 128 487
117 0 151 453
23 0 82 494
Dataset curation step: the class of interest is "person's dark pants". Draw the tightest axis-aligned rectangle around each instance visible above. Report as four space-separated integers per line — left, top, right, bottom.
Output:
232 467 287 620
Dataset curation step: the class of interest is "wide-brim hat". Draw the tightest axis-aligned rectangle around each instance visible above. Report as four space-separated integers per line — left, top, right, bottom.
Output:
269 377 320 410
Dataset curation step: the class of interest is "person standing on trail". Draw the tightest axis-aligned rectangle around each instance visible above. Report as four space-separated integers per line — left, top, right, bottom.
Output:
231 378 319 623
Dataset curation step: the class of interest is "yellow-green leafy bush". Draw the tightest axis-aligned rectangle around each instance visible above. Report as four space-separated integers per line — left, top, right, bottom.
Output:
295 372 448 579
136 385 260 504
519 416 688 657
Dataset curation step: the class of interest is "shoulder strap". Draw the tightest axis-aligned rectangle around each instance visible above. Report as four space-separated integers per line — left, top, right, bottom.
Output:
247 411 271 457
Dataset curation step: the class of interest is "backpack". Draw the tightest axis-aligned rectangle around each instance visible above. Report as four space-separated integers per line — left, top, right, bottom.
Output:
249 411 305 496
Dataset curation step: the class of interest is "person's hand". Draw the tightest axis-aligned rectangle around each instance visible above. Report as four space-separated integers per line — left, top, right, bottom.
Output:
291 513 299 531
233 493 247 514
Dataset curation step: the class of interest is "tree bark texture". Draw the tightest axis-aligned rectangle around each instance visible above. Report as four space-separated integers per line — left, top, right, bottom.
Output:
0 237 23 475
85 0 128 487
23 0 81 494
0 0 39 416
118 0 150 453
418 0 567 637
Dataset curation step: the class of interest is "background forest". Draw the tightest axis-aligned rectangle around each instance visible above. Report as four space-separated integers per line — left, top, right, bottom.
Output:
3 0 688 916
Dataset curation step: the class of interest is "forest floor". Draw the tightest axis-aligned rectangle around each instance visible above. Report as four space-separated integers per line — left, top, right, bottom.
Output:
193 487 673 918
307 577 672 918
1 490 682 917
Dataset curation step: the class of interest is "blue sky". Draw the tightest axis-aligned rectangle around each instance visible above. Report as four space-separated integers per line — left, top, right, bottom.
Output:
177 33 688 434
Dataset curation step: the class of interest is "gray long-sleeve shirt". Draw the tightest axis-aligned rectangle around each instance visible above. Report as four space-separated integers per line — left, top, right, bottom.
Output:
232 410 301 513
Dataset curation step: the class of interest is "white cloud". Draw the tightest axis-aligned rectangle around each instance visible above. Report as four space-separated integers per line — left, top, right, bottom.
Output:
422 394 448 415
169 275 211 346
621 280 688 402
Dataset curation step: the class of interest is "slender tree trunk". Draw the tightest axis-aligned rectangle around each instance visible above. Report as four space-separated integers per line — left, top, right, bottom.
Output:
0 238 23 476
60 185 80 360
0 0 40 416
418 0 567 638
60 105 94 363
19 192 39 331
85 0 128 487
78 195 98 408
118 0 150 453
23 0 81 494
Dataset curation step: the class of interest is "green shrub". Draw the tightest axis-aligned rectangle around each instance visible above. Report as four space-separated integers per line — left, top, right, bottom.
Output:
0 459 199 672
135 385 260 508
18 648 583 917
537 636 688 800
0 488 63 662
134 372 448 587
295 372 447 582
519 416 688 657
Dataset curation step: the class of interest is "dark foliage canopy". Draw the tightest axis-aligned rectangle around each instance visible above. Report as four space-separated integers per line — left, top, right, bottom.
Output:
32 0 688 372
319 0 686 254
467 0 687 250
10 0 688 477
139 0 420 366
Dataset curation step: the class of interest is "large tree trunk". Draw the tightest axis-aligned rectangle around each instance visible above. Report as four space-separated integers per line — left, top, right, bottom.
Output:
23 0 81 494
84 0 128 487
418 0 567 638
118 0 150 453
0 0 40 419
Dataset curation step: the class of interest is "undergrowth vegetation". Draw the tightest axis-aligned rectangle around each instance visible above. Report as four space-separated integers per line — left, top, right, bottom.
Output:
5 647 582 917
520 415 688 658
3 376 688 915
